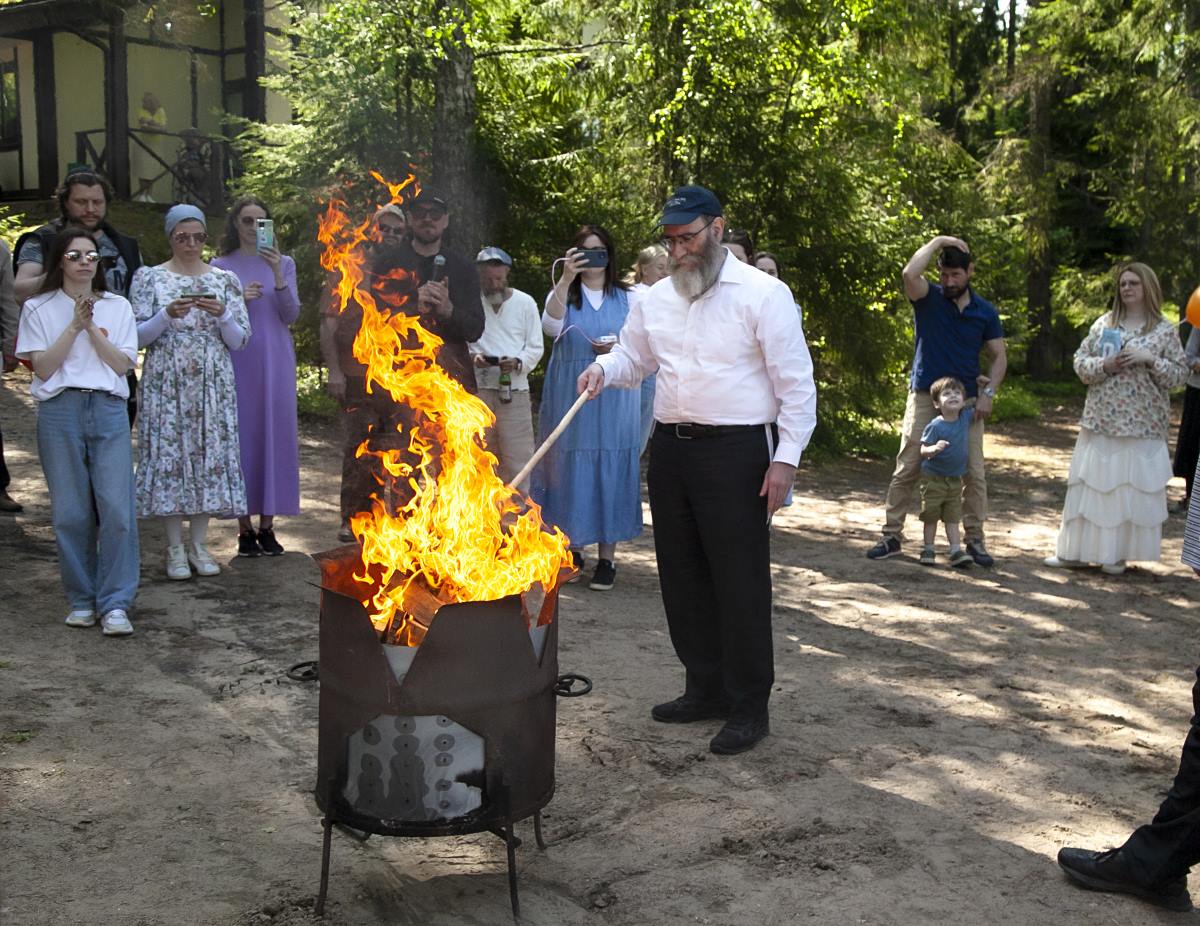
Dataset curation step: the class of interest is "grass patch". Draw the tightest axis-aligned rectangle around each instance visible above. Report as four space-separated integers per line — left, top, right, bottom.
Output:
2 729 35 745
1024 376 1087 399
297 363 339 420
989 380 1041 423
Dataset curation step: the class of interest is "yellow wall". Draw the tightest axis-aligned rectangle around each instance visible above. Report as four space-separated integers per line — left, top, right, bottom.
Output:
53 33 105 182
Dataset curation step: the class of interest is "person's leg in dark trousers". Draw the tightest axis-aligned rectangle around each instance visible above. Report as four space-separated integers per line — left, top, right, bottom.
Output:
1118 665 1200 885
648 428 774 719
0 418 20 512
339 376 380 523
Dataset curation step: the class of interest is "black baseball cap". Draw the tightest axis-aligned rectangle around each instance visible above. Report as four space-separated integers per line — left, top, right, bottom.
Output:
410 188 449 210
657 185 723 226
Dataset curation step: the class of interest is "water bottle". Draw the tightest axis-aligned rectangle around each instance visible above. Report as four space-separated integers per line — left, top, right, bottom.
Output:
498 369 513 404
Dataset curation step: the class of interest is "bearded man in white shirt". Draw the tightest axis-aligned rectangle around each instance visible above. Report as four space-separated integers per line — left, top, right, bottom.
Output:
470 247 544 483
578 185 817 755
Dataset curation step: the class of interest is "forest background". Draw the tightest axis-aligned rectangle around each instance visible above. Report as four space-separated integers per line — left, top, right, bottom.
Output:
172 0 1200 452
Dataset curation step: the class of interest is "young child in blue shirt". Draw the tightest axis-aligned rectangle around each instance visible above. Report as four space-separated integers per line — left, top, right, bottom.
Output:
919 376 974 567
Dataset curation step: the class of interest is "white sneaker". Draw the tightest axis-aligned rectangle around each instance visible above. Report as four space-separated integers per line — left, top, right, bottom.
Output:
1043 555 1085 568
1101 561 1127 575
100 609 134 636
188 542 220 577
167 543 192 580
65 609 97 628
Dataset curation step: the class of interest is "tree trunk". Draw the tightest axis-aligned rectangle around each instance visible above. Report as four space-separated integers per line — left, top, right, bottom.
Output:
1006 0 1017 79
432 0 487 253
1025 65 1055 378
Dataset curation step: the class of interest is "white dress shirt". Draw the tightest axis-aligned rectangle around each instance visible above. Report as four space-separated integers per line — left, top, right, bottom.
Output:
468 287 544 391
595 251 817 466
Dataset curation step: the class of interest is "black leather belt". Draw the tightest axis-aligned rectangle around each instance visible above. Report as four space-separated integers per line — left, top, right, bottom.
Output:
656 421 764 440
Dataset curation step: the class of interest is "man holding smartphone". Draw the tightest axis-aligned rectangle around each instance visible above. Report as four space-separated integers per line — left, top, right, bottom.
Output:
395 188 484 392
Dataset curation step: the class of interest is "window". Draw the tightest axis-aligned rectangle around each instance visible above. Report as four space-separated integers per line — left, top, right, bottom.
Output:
0 59 19 146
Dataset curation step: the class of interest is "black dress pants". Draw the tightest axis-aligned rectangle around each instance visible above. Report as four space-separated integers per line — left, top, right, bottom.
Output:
1121 665 1200 885
647 424 774 719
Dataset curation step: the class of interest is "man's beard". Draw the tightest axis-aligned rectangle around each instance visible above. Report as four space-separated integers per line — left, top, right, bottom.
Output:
483 288 505 307
943 282 967 300
670 233 724 301
413 226 441 246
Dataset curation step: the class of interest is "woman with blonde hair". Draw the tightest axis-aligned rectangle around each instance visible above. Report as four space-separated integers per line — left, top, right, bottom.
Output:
1045 262 1190 574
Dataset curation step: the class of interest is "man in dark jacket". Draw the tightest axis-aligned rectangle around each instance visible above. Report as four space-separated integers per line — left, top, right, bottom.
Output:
14 169 143 423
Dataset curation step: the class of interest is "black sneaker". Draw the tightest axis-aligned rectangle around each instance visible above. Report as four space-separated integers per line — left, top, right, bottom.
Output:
237 530 262 557
566 550 584 583
965 539 994 567
589 559 616 591
866 537 901 560
337 522 355 543
257 527 284 556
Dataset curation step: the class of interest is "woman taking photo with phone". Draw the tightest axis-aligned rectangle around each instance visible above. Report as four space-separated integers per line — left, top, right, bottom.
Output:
212 196 300 557
130 204 250 581
16 227 139 635
532 225 643 591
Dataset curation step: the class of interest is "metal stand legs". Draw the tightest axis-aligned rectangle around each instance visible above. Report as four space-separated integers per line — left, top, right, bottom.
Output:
315 817 333 916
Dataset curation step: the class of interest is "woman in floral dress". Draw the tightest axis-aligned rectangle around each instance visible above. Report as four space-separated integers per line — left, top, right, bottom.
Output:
131 204 250 580
1045 262 1190 574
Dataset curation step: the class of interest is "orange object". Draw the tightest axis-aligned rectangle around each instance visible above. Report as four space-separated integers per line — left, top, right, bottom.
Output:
1188 286 1200 327
317 174 572 646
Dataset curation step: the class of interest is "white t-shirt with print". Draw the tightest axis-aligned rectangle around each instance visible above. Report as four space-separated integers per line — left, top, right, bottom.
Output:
16 289 138 401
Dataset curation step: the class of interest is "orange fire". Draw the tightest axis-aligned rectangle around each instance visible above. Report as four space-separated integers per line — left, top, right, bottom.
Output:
317 173 571 644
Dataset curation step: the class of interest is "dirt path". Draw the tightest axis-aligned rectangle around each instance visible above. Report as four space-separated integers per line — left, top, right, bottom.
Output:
2 370 1197 926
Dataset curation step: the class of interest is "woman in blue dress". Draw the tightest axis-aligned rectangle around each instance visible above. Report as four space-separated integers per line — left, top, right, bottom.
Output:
533 225 643 591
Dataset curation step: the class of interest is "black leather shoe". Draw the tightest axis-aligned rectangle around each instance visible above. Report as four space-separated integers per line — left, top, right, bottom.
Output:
1057 847 1193 912
710 715 769 755
651 695 730 724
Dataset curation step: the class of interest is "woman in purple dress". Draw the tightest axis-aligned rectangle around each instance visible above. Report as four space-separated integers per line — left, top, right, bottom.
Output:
212 196 301 556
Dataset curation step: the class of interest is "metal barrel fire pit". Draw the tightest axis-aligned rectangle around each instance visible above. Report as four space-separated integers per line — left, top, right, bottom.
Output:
311 545 585 919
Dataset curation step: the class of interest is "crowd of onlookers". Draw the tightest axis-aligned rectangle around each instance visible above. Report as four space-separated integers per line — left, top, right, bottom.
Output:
1 168 1199 642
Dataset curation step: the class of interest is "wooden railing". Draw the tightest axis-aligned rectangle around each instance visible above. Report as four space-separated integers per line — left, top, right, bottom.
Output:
74 127 234 212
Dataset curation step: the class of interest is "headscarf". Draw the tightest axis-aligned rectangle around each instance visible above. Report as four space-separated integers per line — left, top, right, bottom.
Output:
165 203 206 237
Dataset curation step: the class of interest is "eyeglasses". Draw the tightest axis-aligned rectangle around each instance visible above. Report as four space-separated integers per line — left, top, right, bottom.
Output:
64 249 101 265
172 231 208 245
409 206 446 220
378 223 405 236
238 215 265 226
660 218 716 251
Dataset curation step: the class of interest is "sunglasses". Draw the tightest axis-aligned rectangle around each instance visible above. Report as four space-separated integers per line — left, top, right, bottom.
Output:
172 231 208 245
378 223 405 236
238 215 267 226
64 249 101 265
409 206 446 220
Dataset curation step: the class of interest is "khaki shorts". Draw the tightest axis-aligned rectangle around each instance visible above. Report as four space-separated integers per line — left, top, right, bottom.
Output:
919 474 963 524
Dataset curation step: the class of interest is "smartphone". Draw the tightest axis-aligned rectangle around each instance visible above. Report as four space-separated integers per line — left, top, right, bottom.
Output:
255 218 275 252
578 248 608 269
180 292 212 301
483 355 500 364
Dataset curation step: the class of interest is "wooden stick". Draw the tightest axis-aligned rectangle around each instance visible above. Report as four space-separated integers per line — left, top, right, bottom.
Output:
508 390 591 490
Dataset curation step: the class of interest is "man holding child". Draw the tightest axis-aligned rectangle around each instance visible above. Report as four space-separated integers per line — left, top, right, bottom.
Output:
867 235 1006 566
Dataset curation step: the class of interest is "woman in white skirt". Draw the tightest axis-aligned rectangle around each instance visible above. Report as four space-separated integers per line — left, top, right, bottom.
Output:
1045 262 1190 574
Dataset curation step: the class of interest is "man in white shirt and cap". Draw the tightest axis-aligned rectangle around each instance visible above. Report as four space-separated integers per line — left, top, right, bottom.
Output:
578 185 817 755
470 246 544 483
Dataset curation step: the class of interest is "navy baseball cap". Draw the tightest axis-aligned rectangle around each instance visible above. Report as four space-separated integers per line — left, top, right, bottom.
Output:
476 246 513 266
657 185 723 226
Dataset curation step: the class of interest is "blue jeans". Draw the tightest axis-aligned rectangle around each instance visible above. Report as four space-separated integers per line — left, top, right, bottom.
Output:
37 390 139 613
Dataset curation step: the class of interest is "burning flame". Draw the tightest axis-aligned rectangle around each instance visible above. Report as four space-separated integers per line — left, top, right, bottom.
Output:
318 173 571 644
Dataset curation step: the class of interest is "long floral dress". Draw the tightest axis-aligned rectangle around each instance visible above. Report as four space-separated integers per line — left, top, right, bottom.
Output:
1054 314 1190 564
131 265 251 517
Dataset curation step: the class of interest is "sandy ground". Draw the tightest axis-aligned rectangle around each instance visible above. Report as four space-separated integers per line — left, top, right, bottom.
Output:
2 368 1198 926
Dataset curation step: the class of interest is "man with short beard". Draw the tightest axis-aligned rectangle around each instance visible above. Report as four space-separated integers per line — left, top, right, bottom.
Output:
469 246 543 483
578 185 816 756
866 236 1006 566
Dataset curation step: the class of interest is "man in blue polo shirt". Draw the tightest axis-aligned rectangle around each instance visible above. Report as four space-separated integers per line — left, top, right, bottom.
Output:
867 235 1007 565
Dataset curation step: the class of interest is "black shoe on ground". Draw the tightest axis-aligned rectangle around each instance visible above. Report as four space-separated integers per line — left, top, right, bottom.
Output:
651 695 731 724
866 537 901 560
710 714 770 755
1058 847 1193 912
965 539 995 567
337 522 355 543
589 558 616 591
237 529 262 557
257 527 284 556
566 550 584 583
0 489 22 513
